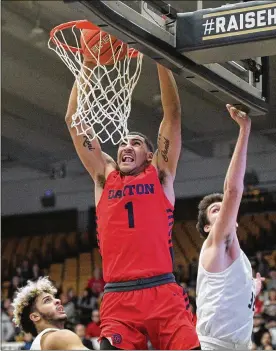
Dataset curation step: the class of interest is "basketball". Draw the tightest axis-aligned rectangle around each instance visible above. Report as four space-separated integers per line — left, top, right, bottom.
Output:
80 29 128 65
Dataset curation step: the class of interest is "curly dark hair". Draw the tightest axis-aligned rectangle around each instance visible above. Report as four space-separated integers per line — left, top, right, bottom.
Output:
21 296 38 336
196 193 223 239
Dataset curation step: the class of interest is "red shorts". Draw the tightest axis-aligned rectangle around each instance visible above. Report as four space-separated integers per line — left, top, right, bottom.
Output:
99 283 199 350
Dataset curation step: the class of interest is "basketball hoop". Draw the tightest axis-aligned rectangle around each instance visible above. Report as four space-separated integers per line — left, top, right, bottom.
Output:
48 20 143 144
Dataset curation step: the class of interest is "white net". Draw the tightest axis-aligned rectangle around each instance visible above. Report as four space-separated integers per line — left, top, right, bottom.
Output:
48 21 143 144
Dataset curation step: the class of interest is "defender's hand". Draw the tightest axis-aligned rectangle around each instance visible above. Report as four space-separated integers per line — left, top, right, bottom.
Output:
226 104 251 129
255 272 265 296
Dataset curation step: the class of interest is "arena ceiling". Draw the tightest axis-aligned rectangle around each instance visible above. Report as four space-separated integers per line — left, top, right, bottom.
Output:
2 0 276 184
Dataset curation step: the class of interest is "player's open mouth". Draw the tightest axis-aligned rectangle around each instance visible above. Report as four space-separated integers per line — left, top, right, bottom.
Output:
56 306 65 313
122 155 134 163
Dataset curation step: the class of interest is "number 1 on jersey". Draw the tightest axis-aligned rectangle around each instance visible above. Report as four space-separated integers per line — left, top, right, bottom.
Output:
248 291 255 311
125 201 135 228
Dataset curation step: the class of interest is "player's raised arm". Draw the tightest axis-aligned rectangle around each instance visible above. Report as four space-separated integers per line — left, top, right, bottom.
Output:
65 62 116 182
153 64 181 180
209 105 251 246
41 329 88 350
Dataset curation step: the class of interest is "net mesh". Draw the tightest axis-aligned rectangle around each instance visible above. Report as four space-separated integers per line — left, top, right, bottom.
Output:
48 21 143 144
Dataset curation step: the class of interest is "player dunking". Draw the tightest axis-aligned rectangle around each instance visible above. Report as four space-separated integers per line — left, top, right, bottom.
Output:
66 62 200 350
12 277 89 350
195 105 265 350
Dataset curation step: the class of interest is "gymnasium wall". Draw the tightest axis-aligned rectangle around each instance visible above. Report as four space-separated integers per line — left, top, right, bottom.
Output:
2 134 276 216
175 134 276 198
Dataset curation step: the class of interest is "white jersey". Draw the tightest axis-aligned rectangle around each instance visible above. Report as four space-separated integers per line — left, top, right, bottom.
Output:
196 248 255 349
30 328 59 350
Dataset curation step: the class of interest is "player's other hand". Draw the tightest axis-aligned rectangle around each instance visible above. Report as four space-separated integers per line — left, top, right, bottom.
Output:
226 104 251 129
255 272 265 296
83 60 96 69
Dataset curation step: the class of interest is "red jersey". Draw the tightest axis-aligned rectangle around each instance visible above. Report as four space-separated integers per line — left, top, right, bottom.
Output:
96 165 174 282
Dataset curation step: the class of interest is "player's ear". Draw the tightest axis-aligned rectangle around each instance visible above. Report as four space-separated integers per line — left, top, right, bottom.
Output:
147 152 154 162
30 311 41 323
204 224 211 233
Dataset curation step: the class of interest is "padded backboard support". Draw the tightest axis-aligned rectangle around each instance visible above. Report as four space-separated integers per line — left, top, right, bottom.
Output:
176 1 276 63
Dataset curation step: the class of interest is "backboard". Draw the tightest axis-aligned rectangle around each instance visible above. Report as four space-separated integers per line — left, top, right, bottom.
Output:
64 0 275 116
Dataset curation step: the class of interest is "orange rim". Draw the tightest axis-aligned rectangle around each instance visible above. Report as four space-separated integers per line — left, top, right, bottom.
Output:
49 20 140 58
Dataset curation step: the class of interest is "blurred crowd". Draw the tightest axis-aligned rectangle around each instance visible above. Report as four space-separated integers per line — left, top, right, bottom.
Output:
250 252 276 350
1 248 275 350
